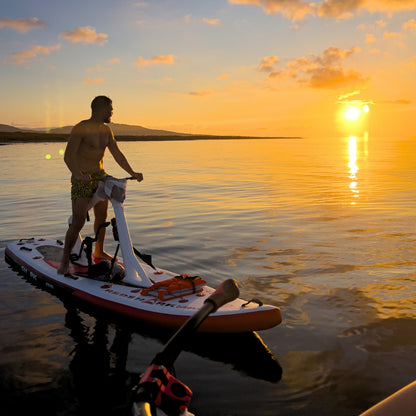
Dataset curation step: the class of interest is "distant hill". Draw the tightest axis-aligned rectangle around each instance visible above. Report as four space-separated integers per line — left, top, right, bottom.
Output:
0 122 300 143
0 122 189 136
49 123 189 136
0 124 23 133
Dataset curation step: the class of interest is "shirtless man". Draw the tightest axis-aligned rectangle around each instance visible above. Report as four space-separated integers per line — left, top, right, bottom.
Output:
57 96 143 274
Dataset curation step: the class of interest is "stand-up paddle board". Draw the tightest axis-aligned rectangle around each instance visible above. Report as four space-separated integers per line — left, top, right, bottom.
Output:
5 177 282 333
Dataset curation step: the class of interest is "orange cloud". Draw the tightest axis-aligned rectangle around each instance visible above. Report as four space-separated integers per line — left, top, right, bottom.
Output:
363 0 416 14
365 33 377 43
403 19 416 31
229 0 314 22
376 99 412 105
0 17 45 33
229 0 416 21
60 26 108 45
4 44 61 65
307 66 365 88
258 55 279 72
203 18 221 25
169 90 213 97
134 54 176 67
84 77 105 84
337 90 361 101
263 46 367 89
189 90 212 96
383 31 405 40
316 0 357 19
217 73 230 80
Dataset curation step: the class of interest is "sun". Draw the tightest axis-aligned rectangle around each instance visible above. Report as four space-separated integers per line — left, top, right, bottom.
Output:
338 102 370 131
344 106 361 122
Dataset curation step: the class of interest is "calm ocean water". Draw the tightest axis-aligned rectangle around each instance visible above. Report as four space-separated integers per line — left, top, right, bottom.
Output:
1 136 415 416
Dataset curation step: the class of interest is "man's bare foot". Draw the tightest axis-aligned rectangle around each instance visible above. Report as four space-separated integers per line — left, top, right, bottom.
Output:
57 262 69 275
94 251 113 261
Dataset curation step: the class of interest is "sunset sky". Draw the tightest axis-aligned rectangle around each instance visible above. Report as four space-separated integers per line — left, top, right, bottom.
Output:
1 0 415 138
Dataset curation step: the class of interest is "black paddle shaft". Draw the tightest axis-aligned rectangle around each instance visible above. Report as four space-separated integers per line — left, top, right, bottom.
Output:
151 279 240 369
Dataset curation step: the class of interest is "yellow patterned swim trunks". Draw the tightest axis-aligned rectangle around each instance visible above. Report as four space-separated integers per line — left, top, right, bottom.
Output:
71 170 106 200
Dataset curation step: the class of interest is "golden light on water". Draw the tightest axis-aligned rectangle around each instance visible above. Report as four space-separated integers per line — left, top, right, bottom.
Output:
348 136 359 204
348 136 358 176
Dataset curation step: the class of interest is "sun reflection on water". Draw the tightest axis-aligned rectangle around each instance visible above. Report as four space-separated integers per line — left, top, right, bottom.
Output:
348 136 359 204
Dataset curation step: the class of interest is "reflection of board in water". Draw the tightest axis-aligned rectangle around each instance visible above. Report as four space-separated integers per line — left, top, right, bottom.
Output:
63 295 282 384
63 288 282 415
185 331 282 383
64 302 139 415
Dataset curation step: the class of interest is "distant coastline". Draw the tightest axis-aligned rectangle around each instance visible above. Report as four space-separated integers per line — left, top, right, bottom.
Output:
0 131 301 144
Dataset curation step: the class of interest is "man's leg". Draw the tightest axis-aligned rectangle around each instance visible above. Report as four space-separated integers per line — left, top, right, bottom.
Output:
93 199 112 260
57 198 90 274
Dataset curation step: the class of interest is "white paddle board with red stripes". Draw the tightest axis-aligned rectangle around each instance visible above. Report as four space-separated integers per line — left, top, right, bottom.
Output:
5 238 282 333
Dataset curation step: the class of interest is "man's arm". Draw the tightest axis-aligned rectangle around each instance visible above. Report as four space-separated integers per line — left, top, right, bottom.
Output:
107 130 143 181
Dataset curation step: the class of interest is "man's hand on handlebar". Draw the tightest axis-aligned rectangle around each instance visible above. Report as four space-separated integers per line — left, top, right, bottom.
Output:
131 172 144 182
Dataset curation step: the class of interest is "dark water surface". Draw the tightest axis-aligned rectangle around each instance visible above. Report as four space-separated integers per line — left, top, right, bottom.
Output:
1 137 415 415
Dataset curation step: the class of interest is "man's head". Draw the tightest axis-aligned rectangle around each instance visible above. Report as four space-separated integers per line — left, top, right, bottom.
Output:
91 95 113 123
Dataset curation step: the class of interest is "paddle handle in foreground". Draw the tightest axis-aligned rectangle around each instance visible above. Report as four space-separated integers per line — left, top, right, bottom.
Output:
132 279 240 416
204 278 240 312
152 279 240 368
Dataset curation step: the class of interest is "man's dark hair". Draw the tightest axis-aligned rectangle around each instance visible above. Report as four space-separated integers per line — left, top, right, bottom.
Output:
91 95 112 111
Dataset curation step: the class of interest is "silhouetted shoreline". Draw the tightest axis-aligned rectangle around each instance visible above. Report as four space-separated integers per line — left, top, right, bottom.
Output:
0 131 302 144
